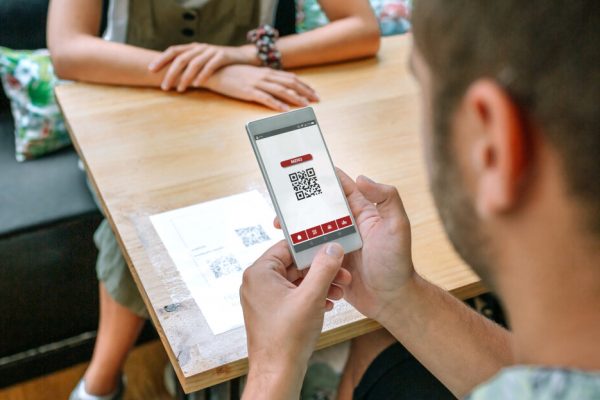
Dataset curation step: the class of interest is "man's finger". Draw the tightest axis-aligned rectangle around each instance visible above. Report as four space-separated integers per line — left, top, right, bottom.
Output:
285 265 305 284
300 243 344 302
333 267 352 286
273 216 281 229
245 240 294 283
336 168 377 218
335 168 357 197
356 175 408 219
241 242 294 305
337 168 371 206
292 277 304 287
325 299 334 311
327 284 344 301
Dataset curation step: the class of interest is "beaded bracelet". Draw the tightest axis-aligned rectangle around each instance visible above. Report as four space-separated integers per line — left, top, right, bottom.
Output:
247 24 282 70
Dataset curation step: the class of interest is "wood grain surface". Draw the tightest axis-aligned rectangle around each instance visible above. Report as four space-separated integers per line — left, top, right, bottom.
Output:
55 35 485 393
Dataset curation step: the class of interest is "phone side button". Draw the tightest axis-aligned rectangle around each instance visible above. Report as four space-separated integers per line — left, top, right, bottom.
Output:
291 230 309 244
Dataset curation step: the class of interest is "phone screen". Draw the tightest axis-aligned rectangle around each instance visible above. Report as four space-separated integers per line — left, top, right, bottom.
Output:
253 119 357 254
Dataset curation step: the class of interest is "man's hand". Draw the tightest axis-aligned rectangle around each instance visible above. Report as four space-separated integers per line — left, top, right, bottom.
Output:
148 43 258 92
335 169 416 320
273 169 415 321
334 170 513 396
202 65 318 112
240 240 350 399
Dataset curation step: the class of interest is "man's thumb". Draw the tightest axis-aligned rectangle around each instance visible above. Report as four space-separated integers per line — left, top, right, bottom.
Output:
301 243 344 302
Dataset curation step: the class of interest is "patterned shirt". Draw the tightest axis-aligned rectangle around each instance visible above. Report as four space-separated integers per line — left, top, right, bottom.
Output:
467 367 600 399
296 0 412 36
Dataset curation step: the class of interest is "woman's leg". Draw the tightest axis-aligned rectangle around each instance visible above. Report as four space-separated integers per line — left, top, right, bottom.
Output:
83 283 145 395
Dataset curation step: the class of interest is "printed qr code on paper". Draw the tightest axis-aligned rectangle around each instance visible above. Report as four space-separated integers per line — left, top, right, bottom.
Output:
289 167 322 201
207 254 242 279
235 225 271 247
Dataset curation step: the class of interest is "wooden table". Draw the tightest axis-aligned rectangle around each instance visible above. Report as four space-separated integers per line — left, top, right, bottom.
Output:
55 35 484 394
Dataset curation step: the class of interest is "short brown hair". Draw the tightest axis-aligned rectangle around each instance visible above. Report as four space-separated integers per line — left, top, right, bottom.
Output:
412 1 600 232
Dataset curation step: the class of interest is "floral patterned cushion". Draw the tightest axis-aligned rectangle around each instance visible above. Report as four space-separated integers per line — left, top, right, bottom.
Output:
0 47 70 162
296 0 412 36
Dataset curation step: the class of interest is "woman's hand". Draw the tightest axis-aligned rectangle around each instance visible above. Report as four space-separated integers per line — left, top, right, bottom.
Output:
148 43 258 92
202 65 319 111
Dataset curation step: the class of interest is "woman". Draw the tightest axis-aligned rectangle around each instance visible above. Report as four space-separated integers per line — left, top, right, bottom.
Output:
48 0 381 111
47 1 379 399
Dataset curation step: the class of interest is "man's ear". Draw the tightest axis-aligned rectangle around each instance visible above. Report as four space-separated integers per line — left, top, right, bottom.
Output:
464 79 529 217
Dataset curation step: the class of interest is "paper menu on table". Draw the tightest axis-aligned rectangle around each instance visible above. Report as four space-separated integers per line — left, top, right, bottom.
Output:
150 190 283 335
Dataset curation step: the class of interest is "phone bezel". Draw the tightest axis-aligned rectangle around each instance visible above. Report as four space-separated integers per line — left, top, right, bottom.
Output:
246 107 362 269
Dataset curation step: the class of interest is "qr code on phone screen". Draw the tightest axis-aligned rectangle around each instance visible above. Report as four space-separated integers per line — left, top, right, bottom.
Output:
207 254 242 279
235 225 271 247
289 167 322 201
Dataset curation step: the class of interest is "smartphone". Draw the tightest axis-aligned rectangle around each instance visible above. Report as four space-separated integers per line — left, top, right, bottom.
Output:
246 107 362 269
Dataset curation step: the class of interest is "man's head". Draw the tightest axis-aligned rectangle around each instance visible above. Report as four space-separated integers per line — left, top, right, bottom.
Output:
410 1 599 287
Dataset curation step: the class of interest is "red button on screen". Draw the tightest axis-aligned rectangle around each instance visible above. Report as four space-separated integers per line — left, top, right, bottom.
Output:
306 225 324 239
321 220 338 234
280 154 313 168
291 230 309 244
336 216 353 229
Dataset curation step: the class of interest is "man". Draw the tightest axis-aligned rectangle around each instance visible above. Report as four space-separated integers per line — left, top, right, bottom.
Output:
240 0 600 398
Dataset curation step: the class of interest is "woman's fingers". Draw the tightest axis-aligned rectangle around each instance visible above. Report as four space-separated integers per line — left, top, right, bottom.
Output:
178 50 216 92
256 81 309 107
149 44 195 72
268 72 319 102
250 89 289 112
161 47 207 91
193 51 227 88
